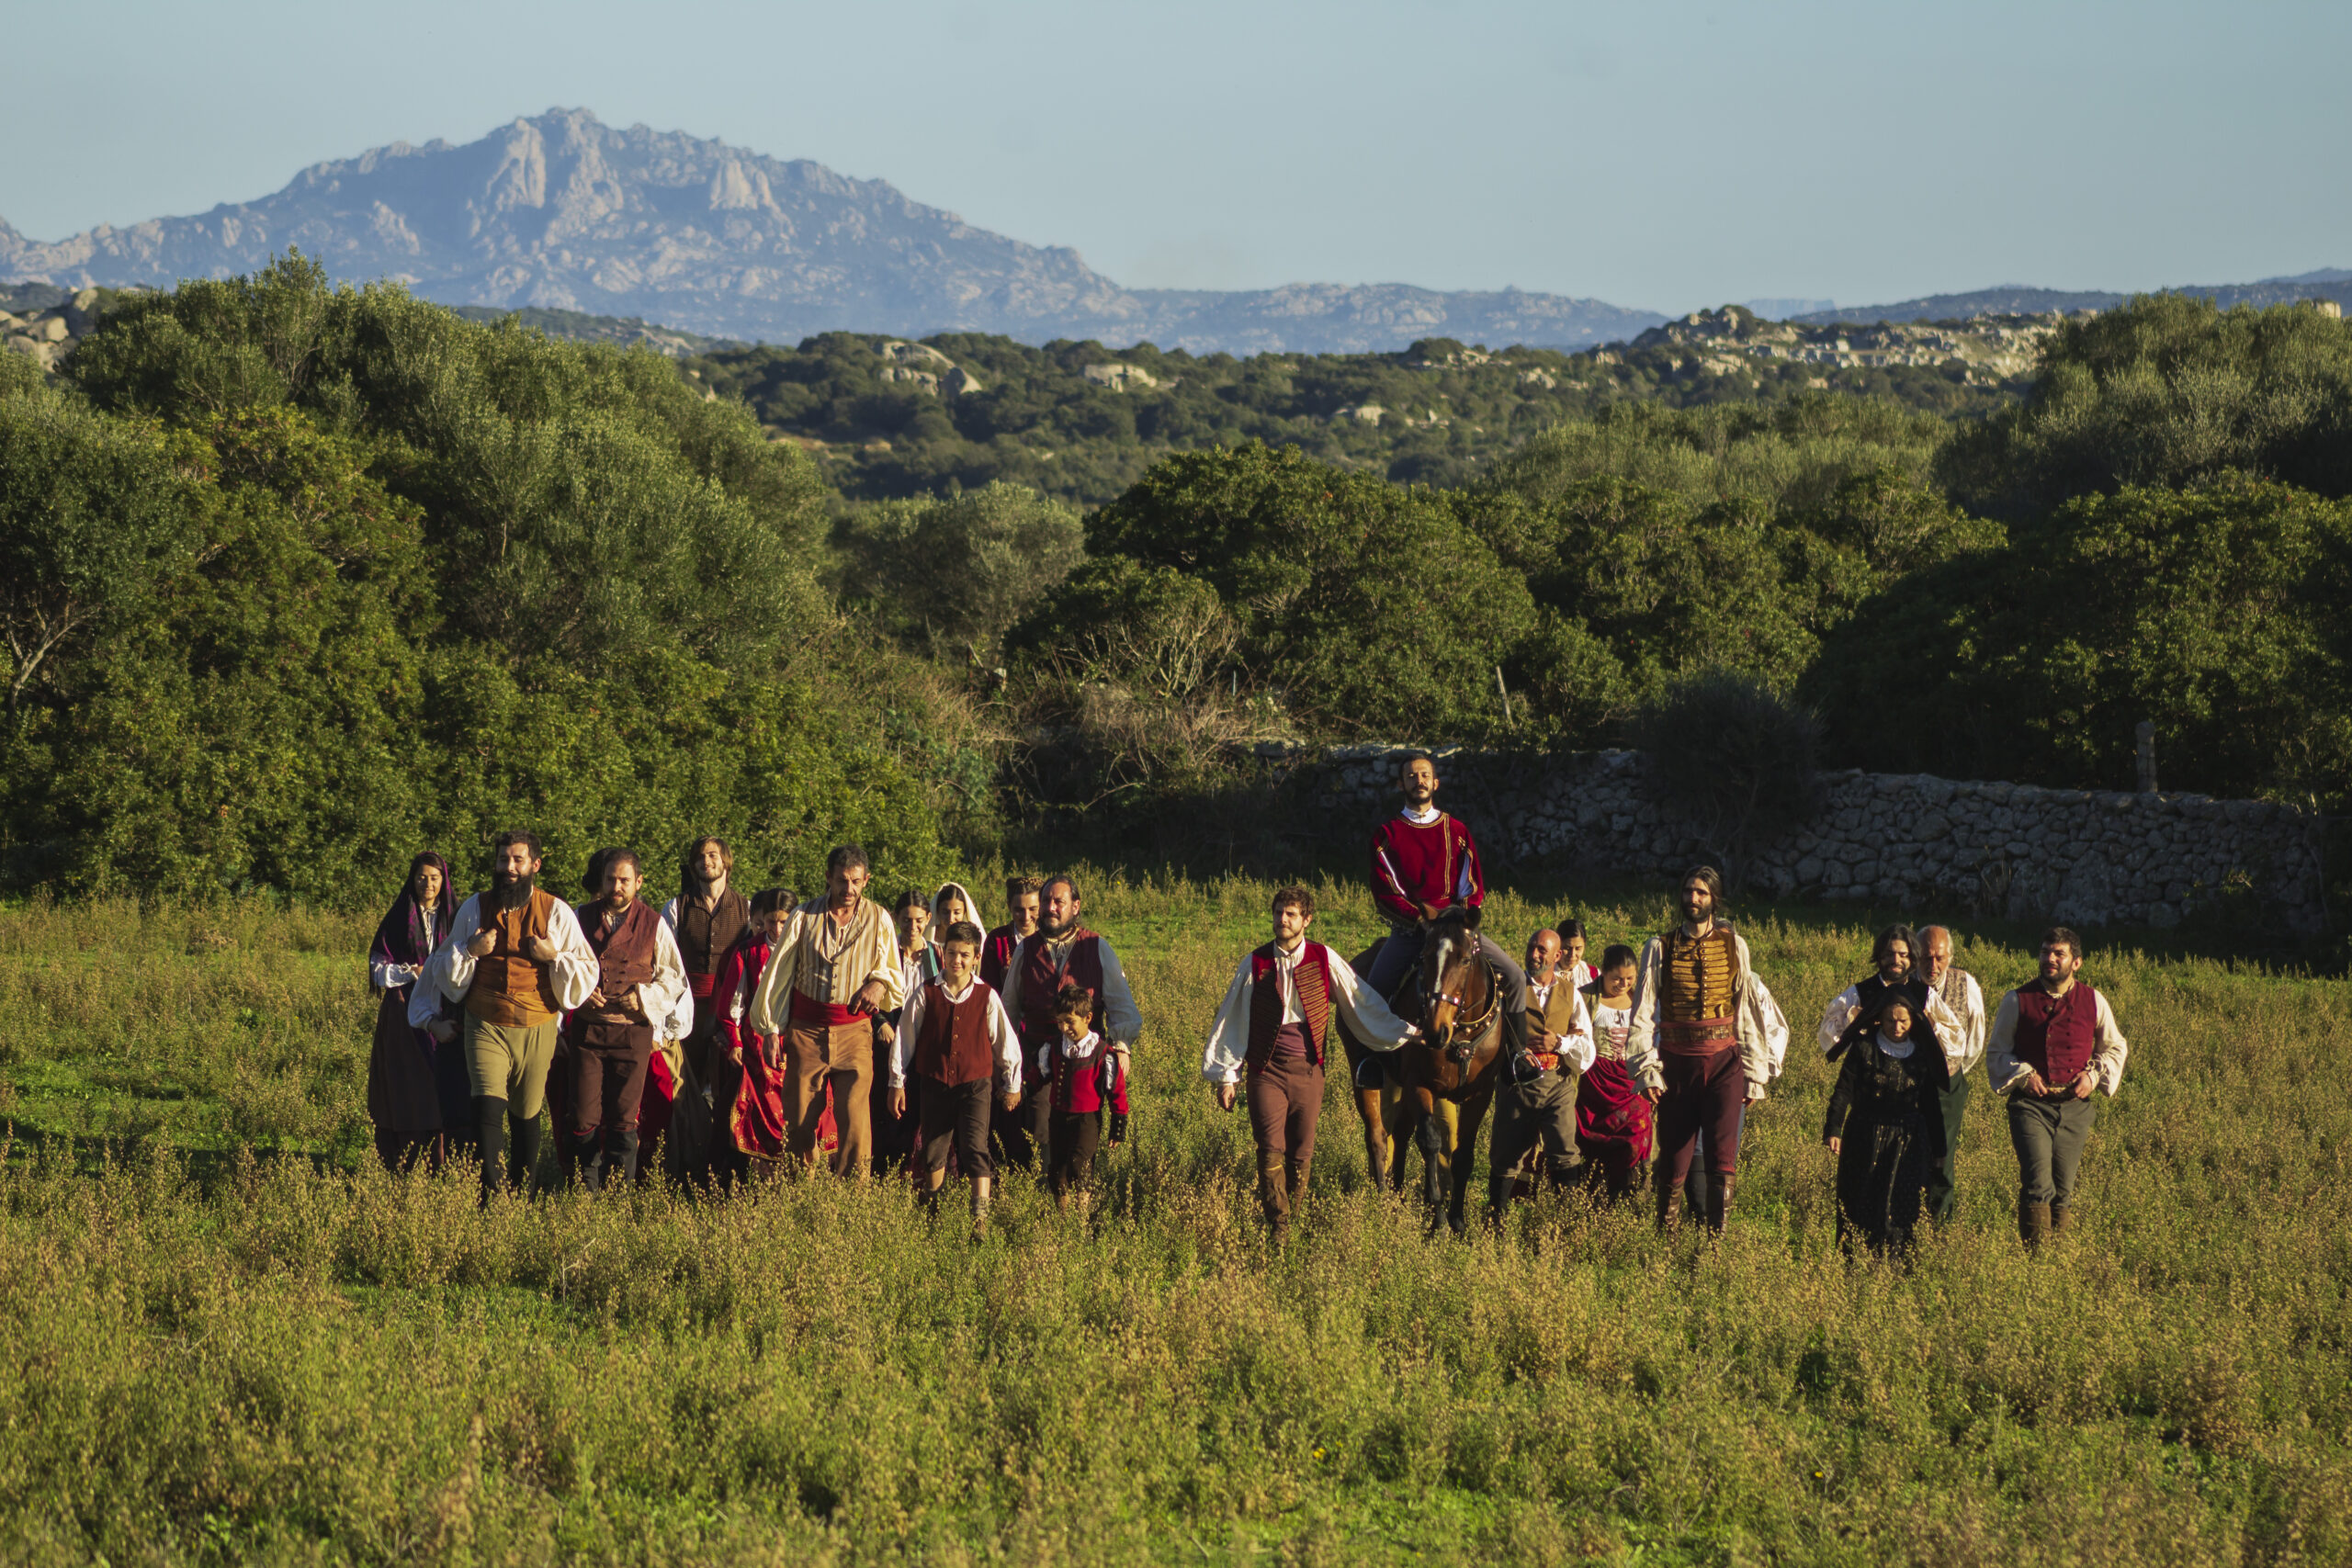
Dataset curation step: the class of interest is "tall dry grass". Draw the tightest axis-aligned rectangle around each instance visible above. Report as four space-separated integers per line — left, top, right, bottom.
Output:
0 878 2346 1563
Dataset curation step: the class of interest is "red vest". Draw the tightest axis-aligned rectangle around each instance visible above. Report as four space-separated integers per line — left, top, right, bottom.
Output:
575 898 661 1051
1245 942 1334 1069
2013 983 2099 1084
913 981 999 1088
1015 929 1106 1051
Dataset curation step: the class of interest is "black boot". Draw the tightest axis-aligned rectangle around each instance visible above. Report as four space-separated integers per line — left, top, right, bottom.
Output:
475 1097 510 1200
611 1129 640 1186
508 1109 542 1195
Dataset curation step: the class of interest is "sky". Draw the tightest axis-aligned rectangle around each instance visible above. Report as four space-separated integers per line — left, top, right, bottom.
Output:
3 0 2346 315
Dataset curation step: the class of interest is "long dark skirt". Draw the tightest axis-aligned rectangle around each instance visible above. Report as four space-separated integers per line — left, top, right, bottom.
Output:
1836 1109 1934 1255
366 988 473 1171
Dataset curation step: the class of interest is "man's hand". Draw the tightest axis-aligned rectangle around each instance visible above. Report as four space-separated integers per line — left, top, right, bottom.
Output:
852 978 888 1016
2018 1069 2049 1099
586 986 609 1010
1642 1083 1664 1107
2071 1069 2097 1100
427 1018 458 1044
1529 1026 1557 1055
620 987 647 1021
521 935 556 963
888 1086 907 1120
1827 1135 1842 1156
1000 1090 1021 1113
1216 1081 1238 1112
465 927 498 959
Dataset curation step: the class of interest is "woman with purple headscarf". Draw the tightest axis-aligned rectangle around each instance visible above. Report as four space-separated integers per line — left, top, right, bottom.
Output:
367 851 466 1171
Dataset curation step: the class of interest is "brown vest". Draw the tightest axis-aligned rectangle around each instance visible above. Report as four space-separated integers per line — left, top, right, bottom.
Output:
576 898 661 1051
464 888 561 1026
1245 942 1333 1069
913 980 999 1087
1015 929 1106 1050
675 887 750 977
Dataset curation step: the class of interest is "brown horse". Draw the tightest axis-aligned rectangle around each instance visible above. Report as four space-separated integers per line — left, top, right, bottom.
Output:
1344 908 1508 1232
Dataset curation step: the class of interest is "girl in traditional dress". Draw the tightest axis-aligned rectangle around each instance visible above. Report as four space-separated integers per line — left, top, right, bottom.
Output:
366 851 464 1172
1576 943 1652 1202
1823 993 1951 1256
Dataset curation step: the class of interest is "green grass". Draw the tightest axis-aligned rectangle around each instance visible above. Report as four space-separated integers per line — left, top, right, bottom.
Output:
0 876 2348 1564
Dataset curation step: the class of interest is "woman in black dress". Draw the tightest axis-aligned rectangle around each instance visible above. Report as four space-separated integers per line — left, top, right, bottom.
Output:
1823 993 1950 1256
366 851 465 1172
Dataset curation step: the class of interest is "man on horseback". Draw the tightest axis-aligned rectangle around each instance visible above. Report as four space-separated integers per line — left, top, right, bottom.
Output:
1202 886 1419 1239
1364 752 1532 1066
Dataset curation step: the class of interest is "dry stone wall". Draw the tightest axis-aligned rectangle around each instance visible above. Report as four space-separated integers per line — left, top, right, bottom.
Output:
1283 744 2329 934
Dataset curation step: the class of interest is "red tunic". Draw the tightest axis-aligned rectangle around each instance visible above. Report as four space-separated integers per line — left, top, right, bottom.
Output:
2013 984 2101 1085
1370 812 1485 927
1046 1033 1130 1115
979 922 1028 993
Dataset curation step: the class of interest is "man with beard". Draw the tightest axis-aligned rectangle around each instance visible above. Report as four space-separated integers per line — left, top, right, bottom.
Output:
1363 752 1531 1066
1986 928 2129 1248
997 874 1144 1172
1816 925 1958 1059
1915 925 1987 1224
1623 866 1790 1235
559 849 687 1190
749 844 905 1177
662 837 751 1081
980 874 1042 993
413 831 599 1195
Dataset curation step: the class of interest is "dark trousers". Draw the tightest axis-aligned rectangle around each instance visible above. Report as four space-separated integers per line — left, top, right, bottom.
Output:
1926 1073 1972 1223
1488 1070 1578 1211
1657 1045 1745 1186
868 1023 919 1177
1681 1108 1747 1216
560 1038 652 1140
919 1076 996 1178
2007 1094 2098 1206
993 1080 1052 1171
1047 1108 1102 1198
1247 1053 1323 1230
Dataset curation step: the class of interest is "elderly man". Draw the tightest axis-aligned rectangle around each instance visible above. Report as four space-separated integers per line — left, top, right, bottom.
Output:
412 831 599 1196
749 844 906 1177
1916 925 1987 1224
561 849 688 1190
1487 927 1594 1216
1624 866 1790 1235
1000 874 1144 1172
1987 927 2129 1249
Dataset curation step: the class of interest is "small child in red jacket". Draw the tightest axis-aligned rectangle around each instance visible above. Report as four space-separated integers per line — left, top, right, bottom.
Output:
1038 982 1129 1211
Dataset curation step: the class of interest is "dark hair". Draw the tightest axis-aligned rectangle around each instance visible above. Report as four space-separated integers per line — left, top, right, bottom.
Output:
940 920 985 950
1005 874 1043 900
775 888 802 910
1396 750 1435 781
826 843 870 877
1558 918 1586 943
492 829 542 862
1600 942 1638 971
1272 885 1316 919
684 836 733 881
407 851 449 883
1876 994 1917 1035
1872 923 1916 966
893 886 930 915
2041 926 2084 960
580 847 639 894
1681 865 1726 906
1044 872 1081 903
1051 981 1094 1021
750 886 789 919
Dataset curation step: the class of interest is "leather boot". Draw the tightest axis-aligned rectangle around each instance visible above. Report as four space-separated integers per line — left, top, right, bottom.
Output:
2018 1201 2051 1250
1654 1167 1681 1235
1259 1158 1292 1242
1704 1174 1735 1236
508 1110 542 1195
612 1129 640 1187
970 1176 992 1240
1286 1157 1309 1233
475 1097 511 1200
2049 1203 2072 1236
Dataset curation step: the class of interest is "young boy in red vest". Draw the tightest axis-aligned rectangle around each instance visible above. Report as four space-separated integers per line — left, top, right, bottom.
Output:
888 920 1022 1235
1986 926 2131 1248
1039 983 1127 1213
1202 886 1419 1239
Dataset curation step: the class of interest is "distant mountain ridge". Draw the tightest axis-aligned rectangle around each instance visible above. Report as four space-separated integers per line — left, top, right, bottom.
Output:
0 109 1660 355
1801 272 2352 325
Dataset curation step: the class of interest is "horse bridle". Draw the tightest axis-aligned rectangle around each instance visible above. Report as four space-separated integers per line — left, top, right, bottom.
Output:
1423 935 1499 1061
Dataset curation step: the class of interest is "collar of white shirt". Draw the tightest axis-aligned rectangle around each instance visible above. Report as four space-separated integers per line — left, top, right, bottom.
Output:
1399 805 1440 826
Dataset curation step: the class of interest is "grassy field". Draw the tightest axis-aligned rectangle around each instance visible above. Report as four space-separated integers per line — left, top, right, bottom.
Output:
0 874 2348 1564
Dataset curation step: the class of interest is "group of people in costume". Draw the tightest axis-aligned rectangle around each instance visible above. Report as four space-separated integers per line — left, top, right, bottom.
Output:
366 752 2131 1252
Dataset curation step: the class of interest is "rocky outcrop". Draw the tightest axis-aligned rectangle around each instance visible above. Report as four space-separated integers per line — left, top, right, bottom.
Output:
0 110 1667 354
1633 305 2063 387
1276 745 2328 935
0 286 113 374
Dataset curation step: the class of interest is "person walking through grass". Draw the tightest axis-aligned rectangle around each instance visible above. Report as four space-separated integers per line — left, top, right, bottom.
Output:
366 851 465 1173
888 919 1022 1236
869 887 938 1178
979 874 1041 993
1823 991 1949 1256
412 831 599 1197
1487 926 1594 1217
1987 926 2129 1249
1916 925 1987 1224
1039 982 1128 1216
748 844 906 1177
558 848 687 1190
999 874 1143 1173
1201 886 1418 1240
1624 865 1790 1236
1576 943 1653 1203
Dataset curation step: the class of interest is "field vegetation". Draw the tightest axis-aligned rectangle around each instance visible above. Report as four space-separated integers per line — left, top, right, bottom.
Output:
1 878 2348 1563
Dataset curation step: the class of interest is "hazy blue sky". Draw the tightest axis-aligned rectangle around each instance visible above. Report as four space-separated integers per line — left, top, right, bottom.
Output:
5 0 2346 314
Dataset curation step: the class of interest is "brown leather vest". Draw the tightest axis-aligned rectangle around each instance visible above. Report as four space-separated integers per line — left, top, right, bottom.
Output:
464 888 560 1026
577 898 659 1051
675 888 749 977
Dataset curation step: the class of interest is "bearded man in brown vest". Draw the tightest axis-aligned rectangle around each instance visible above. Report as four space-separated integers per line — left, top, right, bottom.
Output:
412 831 599 1195
662 837 750 1078
1201 886 1417 1239
1986 926 2130 1248
559 849 687 1190
997 874 1143 1172
748 843 906 1176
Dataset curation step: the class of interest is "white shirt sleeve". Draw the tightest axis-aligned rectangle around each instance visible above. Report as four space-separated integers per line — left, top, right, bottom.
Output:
1095 942 1143 1048
1624 937 1666 1096
660 897 683 931
891 981 927 1089
544 899 600 1013
1328 948 1415 1050
2090 990 2129 1096
413 895 484 1021
1200 956 1256 1087
989 989 1022 1093
638 916 690 1035
1818 984 1862 1056
1556 985 1595 1077
370 956 420 992
1985 989 2025 1093
749 907 808 1036
1954 973 1989 1077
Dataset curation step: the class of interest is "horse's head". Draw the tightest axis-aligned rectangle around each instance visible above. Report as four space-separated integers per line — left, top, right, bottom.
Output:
1417 905 1491 1062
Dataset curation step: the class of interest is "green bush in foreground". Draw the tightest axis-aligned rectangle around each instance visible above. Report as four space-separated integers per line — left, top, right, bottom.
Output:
0 884 2348 1562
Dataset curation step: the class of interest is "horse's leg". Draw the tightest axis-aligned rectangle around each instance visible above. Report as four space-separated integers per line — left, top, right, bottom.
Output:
1357 1083 1390 1193
1381 1081 1413 1195
1411 1088 1448 1223
1451 1087 1492 1236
